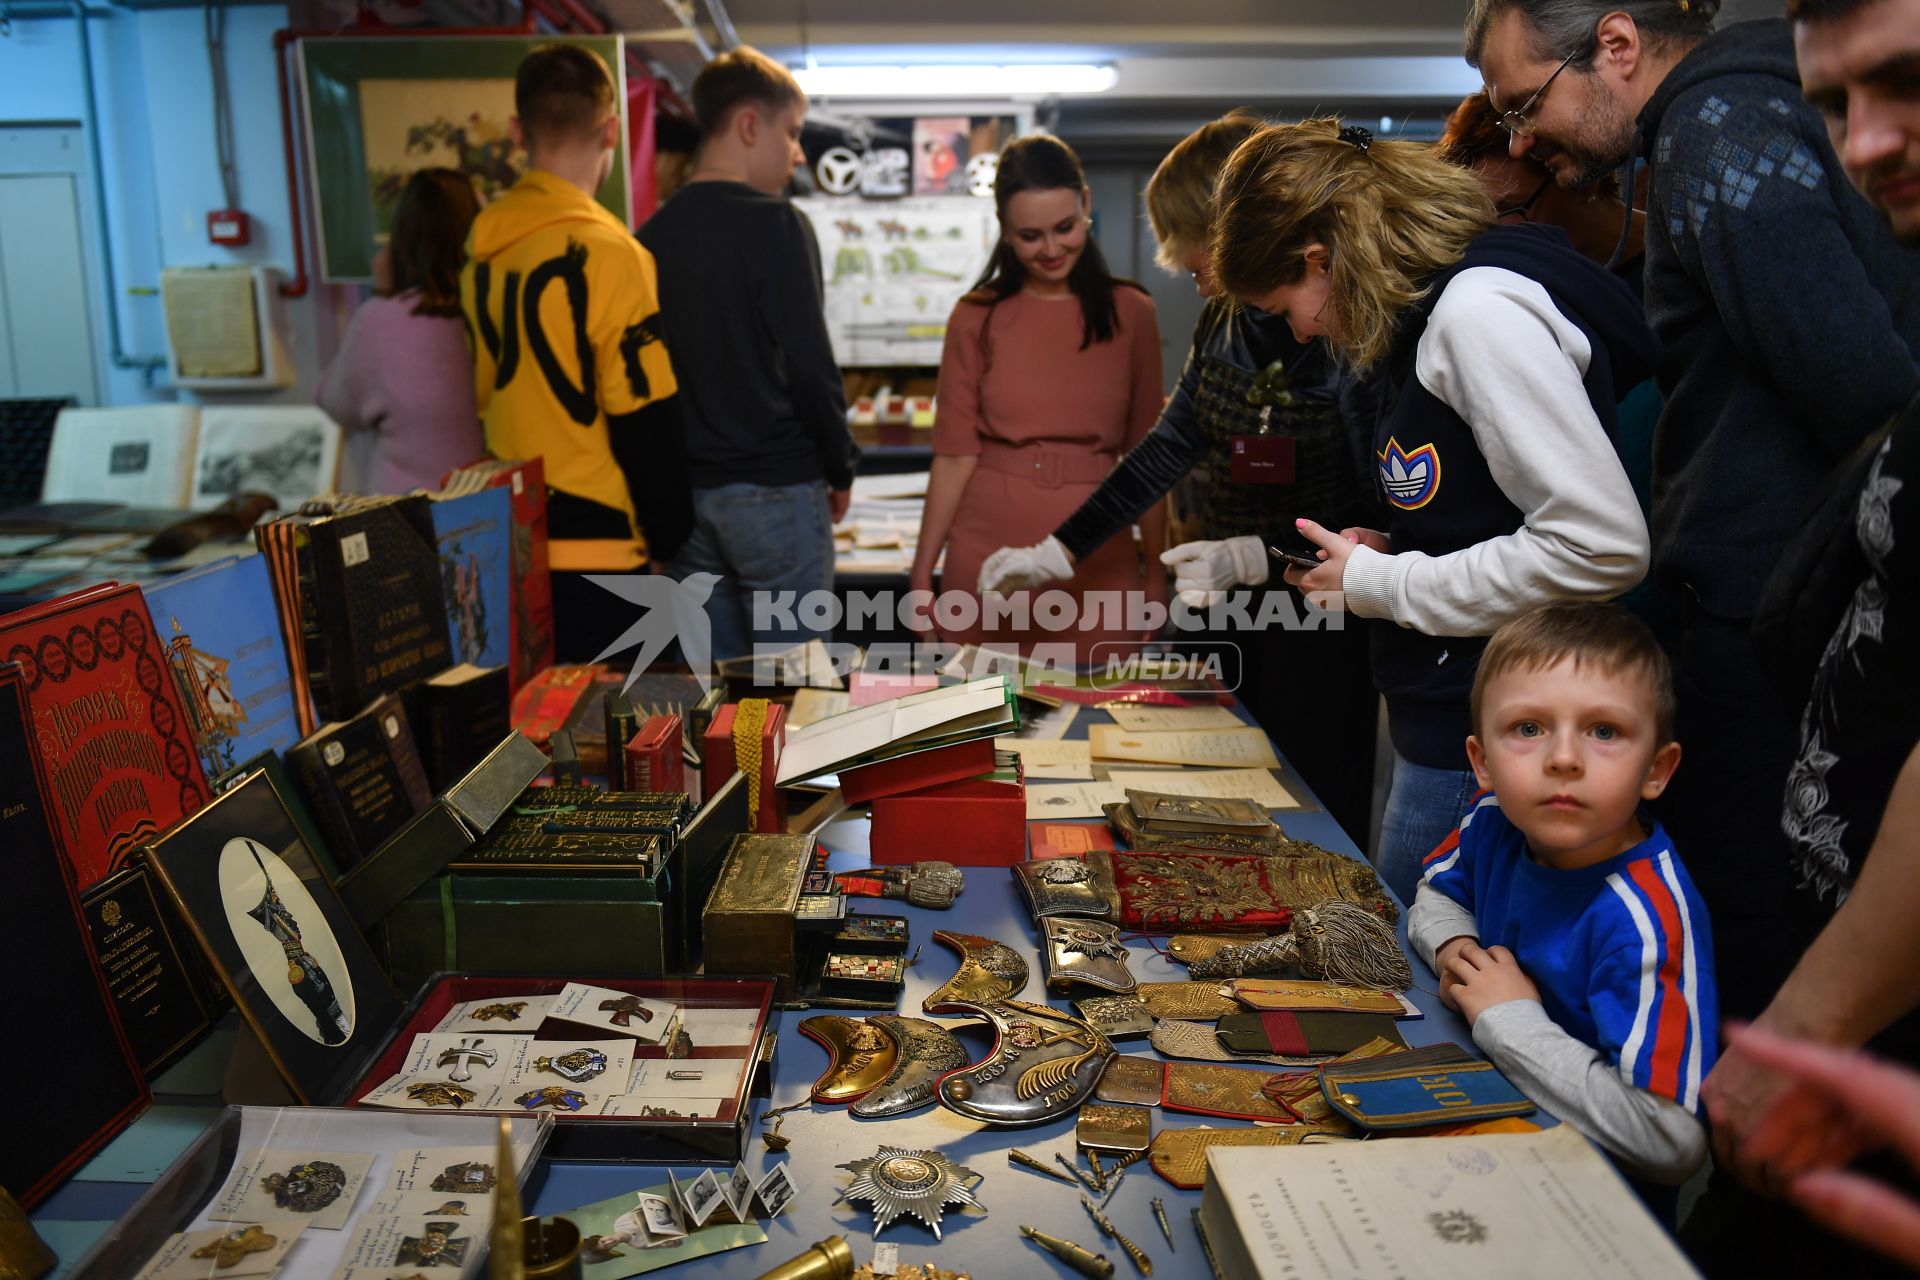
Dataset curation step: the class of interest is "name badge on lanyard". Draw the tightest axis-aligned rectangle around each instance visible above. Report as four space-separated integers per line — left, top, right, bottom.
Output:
1230 358 1298 485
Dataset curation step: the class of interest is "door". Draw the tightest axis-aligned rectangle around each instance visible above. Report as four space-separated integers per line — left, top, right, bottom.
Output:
0 173 100 404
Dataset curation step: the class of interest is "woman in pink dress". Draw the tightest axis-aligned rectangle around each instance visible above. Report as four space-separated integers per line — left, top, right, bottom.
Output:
910 135 1165 666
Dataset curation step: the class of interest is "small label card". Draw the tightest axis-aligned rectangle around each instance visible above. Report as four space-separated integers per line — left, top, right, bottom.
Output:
207 1148 374 1231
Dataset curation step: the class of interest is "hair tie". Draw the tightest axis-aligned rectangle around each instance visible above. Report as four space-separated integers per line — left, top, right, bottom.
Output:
1337 124 1374 153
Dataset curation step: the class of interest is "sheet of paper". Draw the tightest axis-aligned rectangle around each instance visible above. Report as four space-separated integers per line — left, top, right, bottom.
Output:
161 267 260 377
1104 767 1300 810
431 995 555 1033
548 983 679 1045
850 472 930 500
786 687 851 729
205 1148 374 1231
1203 1126 1695 1278
1089 725 1282 769
1101 703 1245 731
133 1220 307 1280
1022 701 1081 740
1025 781 1130 820
995 736 1093 779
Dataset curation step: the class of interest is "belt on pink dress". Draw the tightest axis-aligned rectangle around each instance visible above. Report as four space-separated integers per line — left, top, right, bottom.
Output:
975 442 1118 488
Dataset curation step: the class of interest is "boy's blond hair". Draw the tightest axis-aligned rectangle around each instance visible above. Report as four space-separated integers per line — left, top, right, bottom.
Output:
1145 111 1262 272
1471 601 1676 743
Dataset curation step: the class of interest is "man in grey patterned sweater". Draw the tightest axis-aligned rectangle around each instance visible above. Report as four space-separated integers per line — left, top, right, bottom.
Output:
1467 1 1920 1038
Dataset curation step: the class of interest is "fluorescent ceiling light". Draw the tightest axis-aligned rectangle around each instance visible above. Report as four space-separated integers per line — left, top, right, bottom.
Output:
793 63 1118 98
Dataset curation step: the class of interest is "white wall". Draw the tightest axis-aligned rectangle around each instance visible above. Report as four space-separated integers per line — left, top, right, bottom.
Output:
0 4 348 409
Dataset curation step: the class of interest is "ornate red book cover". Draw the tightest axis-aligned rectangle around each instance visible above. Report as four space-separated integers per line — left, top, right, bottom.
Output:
0 583 210 889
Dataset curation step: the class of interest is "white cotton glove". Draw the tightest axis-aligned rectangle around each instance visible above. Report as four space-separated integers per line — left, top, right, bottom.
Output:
1159 536 1268 608
978 535 1074 594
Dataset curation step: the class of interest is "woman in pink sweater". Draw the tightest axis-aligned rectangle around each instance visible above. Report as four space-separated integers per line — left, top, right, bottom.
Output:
317 168 485 494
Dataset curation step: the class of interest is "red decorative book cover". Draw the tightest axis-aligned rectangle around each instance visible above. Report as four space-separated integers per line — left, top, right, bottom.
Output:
0 583 211 889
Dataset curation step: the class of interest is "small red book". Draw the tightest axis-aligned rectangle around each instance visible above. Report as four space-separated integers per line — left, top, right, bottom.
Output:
702 701 787 834
625 712 684 795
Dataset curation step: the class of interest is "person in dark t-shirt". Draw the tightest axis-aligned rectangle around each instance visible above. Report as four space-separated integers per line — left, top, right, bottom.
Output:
639 47 859 661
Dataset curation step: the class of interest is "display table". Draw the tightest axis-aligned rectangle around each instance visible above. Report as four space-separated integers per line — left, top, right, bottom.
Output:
32 698 1480 1278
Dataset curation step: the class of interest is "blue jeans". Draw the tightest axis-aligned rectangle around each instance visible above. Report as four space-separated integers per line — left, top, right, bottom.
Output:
673 480 833 662
1375 751 1480 908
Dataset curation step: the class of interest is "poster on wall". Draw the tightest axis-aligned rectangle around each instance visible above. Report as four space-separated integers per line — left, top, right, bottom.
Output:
793 194 999 367
299 35 631 284
911 117 971 195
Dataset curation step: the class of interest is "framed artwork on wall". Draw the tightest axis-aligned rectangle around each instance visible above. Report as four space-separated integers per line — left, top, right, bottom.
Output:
299 35 631 283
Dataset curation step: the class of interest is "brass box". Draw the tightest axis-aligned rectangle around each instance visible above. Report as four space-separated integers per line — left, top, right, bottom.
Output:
702 833 814 1003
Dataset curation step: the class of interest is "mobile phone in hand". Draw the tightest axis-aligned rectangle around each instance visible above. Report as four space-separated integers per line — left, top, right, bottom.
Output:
1269 545 1321 571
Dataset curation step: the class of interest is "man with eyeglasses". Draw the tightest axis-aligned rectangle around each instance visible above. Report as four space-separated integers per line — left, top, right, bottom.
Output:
1465 2 1920 1046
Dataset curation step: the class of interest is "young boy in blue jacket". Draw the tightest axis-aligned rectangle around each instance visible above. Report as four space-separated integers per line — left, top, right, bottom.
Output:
1409 600 1718 1186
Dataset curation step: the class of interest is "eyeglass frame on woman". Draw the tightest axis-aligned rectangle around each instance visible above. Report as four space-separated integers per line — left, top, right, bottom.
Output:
1492 44 1583 137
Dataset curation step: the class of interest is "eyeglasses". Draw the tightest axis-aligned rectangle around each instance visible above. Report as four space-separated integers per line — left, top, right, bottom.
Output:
1496 175 1555 222
1493 45 1581 137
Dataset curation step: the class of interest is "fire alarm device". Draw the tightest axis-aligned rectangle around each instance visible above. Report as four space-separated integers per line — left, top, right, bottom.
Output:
207 210 251 246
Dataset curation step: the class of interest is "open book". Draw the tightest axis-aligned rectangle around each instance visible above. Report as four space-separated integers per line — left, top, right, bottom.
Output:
774 675 1017 786
1200 1125 1698 1279
42 405 342 513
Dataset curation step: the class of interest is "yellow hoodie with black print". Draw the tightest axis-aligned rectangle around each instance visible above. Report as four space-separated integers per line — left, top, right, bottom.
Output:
461 169 678 571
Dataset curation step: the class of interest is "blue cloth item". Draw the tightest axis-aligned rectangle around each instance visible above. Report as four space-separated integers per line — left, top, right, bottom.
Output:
672 479 834 662
1422 796 1719 1112
1374 750 1480 907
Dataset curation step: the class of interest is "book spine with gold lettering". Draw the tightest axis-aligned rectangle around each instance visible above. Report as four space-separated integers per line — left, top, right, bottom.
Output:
453 829 661 870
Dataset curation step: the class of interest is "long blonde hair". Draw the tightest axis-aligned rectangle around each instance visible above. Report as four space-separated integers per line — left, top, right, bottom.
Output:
1145 111 1262 272
1211 118 1496 370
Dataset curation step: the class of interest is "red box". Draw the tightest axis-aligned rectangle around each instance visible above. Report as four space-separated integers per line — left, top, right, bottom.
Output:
839 736 999 805
626 712 684 794
869 766 1026 866
702 701 788 833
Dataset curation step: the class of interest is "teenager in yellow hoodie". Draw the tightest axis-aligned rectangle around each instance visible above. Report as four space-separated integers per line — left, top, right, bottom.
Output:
462 44 683 657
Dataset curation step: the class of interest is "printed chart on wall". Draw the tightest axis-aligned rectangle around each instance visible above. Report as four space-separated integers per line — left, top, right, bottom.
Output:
794 195 999 367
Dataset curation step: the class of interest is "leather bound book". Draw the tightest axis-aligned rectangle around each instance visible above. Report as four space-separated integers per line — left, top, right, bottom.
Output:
0 582 210 889
281 495 453 723
509 663 606 753
422 663 511 792
625 713 684 795
0 663 149 1206
286 692 431 872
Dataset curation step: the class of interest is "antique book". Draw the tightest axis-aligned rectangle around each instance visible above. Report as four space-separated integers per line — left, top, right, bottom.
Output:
143 771 402 1105
625 713 685 794
703 701 788 834
286 692 431 871
1198 1126 1692 1278
143 553 303 787
421 663 511 793
773 675 1016 786
427 485 512 672
0 663 150 1206
604 689 640 789
257 494 453 725
441 456 554 693
703 833 814 1003
0 582 211 889
509 663 606 753
79 861 214 1077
